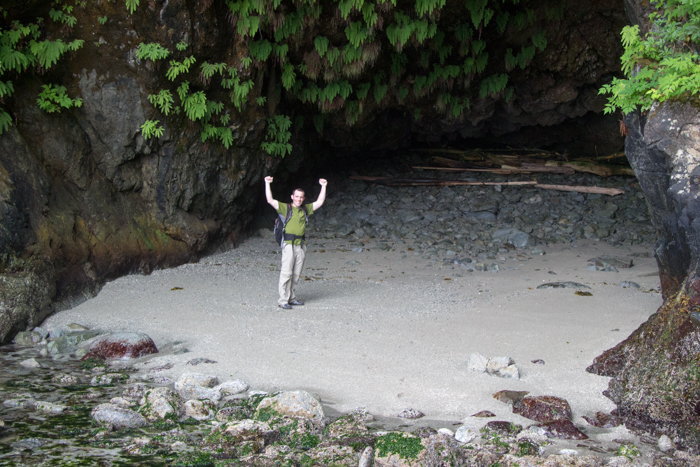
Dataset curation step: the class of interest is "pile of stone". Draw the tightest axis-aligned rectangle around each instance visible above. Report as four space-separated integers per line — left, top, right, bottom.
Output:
310 160 654 263
2 325 694 466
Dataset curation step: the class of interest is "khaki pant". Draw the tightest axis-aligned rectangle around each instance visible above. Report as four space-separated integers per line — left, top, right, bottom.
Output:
278 243 306 305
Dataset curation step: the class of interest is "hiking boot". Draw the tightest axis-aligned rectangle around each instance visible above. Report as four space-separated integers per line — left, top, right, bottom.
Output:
278 304 293 310
288 300 304 306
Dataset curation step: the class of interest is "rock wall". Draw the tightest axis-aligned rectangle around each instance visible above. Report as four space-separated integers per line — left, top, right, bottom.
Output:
588 103 700 449
0 1 274 343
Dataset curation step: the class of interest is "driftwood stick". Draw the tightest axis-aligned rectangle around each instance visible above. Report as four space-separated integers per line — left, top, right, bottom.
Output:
535 184 624 196
349 176 624 196
349 176 536 187
414 165 575 174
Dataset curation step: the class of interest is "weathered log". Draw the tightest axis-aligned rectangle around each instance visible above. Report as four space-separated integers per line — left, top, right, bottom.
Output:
544 161 635 177
414 165 575 175
534 184 624 196
349 176 536 187
349 176 624 195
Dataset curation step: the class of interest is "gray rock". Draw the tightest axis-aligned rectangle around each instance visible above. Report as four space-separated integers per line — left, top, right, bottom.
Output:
468 353 489 373
492 228 530 248
175 373 218 389
617 281 640 288
658 434 675 452
19 358 42 368
91 403 147 428
47 330 102 355
3 398 37 409
140 387 180 420
34 401 67 414
13 331 43 346
358 446 374 467
215 380 249 395
184 400 215 421
537 282 591 290
174 373 222 401
397 408 424 419
455 425 480 443
11 438 50 451
256 390 324 423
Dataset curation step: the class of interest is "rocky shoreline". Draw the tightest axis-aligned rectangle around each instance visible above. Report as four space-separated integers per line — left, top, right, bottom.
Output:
0 164 679 466
0 321 696 467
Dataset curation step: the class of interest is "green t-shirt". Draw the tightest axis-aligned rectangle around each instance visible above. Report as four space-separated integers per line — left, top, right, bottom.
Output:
277 203 314 245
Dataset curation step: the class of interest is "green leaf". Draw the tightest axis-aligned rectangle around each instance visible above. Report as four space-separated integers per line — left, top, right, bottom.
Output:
0 109 11 134
141 119 164 140
126 0 139 14
314 36 330 58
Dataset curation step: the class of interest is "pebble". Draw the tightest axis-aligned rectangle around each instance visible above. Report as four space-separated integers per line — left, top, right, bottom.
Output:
397 408 424 419
658 434 675 452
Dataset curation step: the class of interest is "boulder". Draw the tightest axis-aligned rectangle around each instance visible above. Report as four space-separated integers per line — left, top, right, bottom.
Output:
255 391 324 423
91 403 147 429
512 396 572 422
83 332 158 359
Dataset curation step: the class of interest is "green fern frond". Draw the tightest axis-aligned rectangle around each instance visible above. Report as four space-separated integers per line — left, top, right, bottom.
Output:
0 109 11 134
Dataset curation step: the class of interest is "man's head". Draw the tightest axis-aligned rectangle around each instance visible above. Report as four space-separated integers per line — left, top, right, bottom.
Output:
291 188 305 207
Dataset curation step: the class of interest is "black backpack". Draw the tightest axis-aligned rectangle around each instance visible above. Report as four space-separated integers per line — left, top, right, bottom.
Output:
274 203 308 247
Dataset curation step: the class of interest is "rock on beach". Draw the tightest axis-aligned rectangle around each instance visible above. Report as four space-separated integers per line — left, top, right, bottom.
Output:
84 332 158 359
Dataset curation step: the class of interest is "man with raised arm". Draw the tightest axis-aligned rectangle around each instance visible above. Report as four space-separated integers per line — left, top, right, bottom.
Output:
265 176 327 309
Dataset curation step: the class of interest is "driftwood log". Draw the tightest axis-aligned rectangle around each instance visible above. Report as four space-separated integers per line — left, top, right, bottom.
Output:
349 176 624 196
415 148 635 178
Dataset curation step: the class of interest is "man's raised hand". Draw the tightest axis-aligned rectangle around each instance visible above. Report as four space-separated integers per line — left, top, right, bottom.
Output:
319 178 327 186
265 176 274 184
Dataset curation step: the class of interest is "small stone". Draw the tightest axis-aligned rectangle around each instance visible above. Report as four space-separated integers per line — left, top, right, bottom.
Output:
437 428 454 437
140 387 179 420
455 425 479 443
531 359 545 364
559 449 578 456
398 408 424 419
486 356 513 374
171 441 189 451
537 281 591 290
13 331 43 346
215 380 249 395
485 421 522 434
175 373 218 388
582 411 623 428
471 410 495 418
91 403 147 429
186 357 217 366
34 401 67 414
617 281 640 288
184 400 214 421
468 353 489 373
496 364 520 379
109 397 135 408
534 419 588 440
513 396 572 422
492 390 529 405
358 446 373 467
20 358 43 368
658 434 675 452
3 398 37 409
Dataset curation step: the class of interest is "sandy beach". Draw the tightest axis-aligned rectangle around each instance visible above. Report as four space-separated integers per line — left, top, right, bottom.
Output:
43 233 662 441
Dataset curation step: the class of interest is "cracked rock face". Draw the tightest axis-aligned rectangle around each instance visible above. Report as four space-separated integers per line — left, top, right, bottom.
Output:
589 102 700 450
